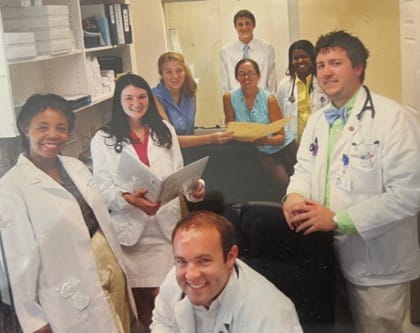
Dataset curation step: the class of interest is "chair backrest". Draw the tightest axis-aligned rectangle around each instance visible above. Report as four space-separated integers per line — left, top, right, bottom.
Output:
238 201 335 329
239 201 298 261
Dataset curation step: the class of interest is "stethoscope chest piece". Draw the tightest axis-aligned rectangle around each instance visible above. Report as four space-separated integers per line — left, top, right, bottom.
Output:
288 95 296 103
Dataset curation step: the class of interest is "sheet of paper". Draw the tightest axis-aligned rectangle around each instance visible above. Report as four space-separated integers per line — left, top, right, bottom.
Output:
159 156 209 205
116 150 162 201
226 117 291 142
116 150 209 205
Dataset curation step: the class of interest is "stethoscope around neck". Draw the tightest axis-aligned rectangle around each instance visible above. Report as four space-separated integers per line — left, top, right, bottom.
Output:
288 77 376 121
288 76 297 103
356 85 376 120
288 74 314 103
309 85 377 158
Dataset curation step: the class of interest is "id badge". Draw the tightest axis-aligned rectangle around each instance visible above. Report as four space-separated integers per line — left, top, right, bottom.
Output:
336 169 351 191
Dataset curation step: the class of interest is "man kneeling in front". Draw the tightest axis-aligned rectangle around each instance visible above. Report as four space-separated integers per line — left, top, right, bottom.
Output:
150 210 302 333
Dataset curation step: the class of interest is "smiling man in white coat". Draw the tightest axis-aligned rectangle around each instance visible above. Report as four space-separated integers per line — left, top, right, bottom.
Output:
150 210 302 333
283 30 420 333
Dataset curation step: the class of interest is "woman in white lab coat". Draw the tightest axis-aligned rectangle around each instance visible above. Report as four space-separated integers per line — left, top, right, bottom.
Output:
90 73 205 329
0 94 134 333
276 40 328 143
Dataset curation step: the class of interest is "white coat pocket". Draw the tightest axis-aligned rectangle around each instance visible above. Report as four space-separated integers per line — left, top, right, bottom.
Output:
349 142 382 193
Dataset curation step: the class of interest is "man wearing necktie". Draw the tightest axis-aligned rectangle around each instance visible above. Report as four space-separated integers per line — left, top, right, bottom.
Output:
242 44 250 59
220 9 277 94
283 30 420 333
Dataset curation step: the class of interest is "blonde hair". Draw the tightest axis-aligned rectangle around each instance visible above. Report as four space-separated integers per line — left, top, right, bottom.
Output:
158 52 197 97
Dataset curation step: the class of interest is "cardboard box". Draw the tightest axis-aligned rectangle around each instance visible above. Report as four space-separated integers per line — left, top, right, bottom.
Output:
33 27 72 41
1 5 68 18
0 0 31 7
36 38 72 54
3 15 70 31
4 32 34 45
6 44 37 60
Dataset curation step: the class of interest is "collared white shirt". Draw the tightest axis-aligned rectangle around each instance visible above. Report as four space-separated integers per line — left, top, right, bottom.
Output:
192 270 236 333
220 37 277 94
151 259 303 333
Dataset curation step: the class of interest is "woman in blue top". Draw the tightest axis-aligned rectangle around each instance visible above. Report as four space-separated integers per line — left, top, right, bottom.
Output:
223 58 298 198
153 52 233 147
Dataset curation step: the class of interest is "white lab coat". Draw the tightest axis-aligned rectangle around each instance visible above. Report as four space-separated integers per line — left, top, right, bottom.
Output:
90 121 200 287
150 259 303 333
91 122 184 247
288 86 420 286
0 154 135 333
276 76 329 140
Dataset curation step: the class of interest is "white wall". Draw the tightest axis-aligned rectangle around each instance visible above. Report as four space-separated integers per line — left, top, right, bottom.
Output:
400 0 420 117
131 0 167 84
163 0 292 127
298 0 401 103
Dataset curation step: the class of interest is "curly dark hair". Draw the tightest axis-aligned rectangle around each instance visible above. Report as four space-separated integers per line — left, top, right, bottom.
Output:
286 39 315 77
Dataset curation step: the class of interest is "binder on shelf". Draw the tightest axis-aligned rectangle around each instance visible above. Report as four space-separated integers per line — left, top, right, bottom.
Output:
95 16 111 45
113 3 125 44
104 3 118 45
81 4 112 46
82 16 103 48
121 4 132 44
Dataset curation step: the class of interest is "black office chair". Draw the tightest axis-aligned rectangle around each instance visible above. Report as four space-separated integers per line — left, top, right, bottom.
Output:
182 141 272 204
238 201 335 333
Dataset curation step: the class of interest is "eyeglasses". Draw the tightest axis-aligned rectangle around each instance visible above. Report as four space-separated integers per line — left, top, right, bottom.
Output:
237 72 258 78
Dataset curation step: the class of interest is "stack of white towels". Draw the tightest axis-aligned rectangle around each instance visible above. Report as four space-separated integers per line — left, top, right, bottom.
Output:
86 55 116 101
1 2 74 57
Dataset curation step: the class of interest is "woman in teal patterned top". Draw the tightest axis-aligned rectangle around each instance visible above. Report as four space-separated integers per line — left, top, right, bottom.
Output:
223 58 298 198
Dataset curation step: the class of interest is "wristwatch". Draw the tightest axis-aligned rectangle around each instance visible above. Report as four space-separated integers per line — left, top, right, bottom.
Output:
332 214 338 227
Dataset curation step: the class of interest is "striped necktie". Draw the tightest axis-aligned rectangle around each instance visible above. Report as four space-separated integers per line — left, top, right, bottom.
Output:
243 44 250 59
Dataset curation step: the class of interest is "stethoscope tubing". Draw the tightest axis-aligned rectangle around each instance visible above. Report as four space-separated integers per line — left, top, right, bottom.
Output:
357 85 376 120
288 74 315 103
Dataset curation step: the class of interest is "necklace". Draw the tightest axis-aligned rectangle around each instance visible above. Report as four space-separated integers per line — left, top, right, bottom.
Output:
241 89 258 112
